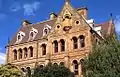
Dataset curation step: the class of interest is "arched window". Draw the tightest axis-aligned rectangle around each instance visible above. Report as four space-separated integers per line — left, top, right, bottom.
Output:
73 60 78 75
60 62 64 66
53 63 58 66
80 59 84 75
18 49 22 59
72 37 78 49
21 68 25 72
29 46 33 57
24 47 28 59
53 40 58 53
79 35 85 48
26 67 31 77
41 44 46 55
13 49 17 60
60 39 65 52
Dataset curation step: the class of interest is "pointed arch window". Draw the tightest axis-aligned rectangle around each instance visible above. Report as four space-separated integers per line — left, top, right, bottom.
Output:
13 49 17 60
60 39 65 52
73 60 78 75
72 37 78 49
29 46 33 57
18 49 22 59
79 35 85 48
53 40 58 53
41 44 46 55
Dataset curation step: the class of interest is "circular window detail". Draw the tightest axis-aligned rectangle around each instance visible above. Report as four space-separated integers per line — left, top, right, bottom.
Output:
57 25 60 28
75 21 80 25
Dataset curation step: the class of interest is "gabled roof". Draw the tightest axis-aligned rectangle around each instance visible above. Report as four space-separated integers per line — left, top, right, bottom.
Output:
95 20 114 36
9 19 56 45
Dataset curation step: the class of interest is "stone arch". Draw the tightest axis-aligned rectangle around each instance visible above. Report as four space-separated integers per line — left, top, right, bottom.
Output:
59 62 64 66
18 48 22 59
72 60 79 75
60 39 65 52
72 37 78 49
79 35 85 48
23 47 28 58
53 62 58 66
29 46 33 57
26 67 31 77
53 40 58 53
41 44 46 55
13 49 17 60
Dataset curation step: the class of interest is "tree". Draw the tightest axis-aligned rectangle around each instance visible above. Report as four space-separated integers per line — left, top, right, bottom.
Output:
32 63 74 77
0 63 23 77
82 37 120 77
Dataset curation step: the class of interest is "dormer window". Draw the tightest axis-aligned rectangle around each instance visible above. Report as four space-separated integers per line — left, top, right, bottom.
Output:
16 31 25 43
44 29 48 35
43 24 51 36
30 32 34 37
29 28 38 41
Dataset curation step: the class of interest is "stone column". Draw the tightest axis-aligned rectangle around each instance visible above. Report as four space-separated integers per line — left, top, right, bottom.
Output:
58 41 61 53
79 63 82 77
64 55 69 68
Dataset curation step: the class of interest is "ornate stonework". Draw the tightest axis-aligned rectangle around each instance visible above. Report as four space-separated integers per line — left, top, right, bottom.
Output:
6 0 115 77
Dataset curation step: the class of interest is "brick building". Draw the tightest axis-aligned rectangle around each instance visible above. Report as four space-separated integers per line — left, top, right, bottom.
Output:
6 0 115 77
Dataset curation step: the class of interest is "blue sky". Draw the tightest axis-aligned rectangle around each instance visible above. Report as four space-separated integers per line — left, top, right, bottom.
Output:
0 0 120 64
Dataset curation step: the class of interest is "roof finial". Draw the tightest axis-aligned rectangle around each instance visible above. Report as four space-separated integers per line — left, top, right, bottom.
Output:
65 0 70 3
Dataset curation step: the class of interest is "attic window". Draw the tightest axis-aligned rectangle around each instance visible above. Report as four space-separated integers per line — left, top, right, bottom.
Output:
16 31 25 43
30 32 34 37
29 28 38 41
44 29 48 35
18 34 21 40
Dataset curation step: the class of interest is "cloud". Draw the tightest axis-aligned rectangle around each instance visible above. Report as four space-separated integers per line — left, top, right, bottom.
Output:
0 52 5 64
114 15 120 32
23 1 40 16
10 2 21 12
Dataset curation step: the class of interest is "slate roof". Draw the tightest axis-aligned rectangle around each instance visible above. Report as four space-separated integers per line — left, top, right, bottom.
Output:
9 19 56 45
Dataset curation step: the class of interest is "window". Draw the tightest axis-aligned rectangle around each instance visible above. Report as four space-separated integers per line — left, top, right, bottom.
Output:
60 62 64 66
72 37 78 49
17 31 25 42
79 35 85 48
26 67 31 77
24 47 28 58
29 46 33 57
18 49 22 59
60 39 65 52
17 34 21 40
13 49 17 60
30 32 34 37
44 29 48 35
80 59 84 75
42 44 46 55
21 68 25 72
73 60 78 75
53 40 58 53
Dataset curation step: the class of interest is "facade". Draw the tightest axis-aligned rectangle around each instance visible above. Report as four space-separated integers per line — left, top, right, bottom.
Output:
6 0 115 77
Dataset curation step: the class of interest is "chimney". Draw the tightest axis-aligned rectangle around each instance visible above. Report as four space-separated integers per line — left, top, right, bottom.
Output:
22 20 32 27
50 13 57 20
77 7 88 19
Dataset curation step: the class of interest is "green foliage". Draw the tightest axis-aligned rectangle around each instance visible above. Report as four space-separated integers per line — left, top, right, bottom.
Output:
82 37 120 77
33 63 74 77
0 64 23 77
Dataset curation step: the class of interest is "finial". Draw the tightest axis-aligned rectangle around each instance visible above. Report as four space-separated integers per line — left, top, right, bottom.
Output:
65 0 70 3
110 13 114 21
